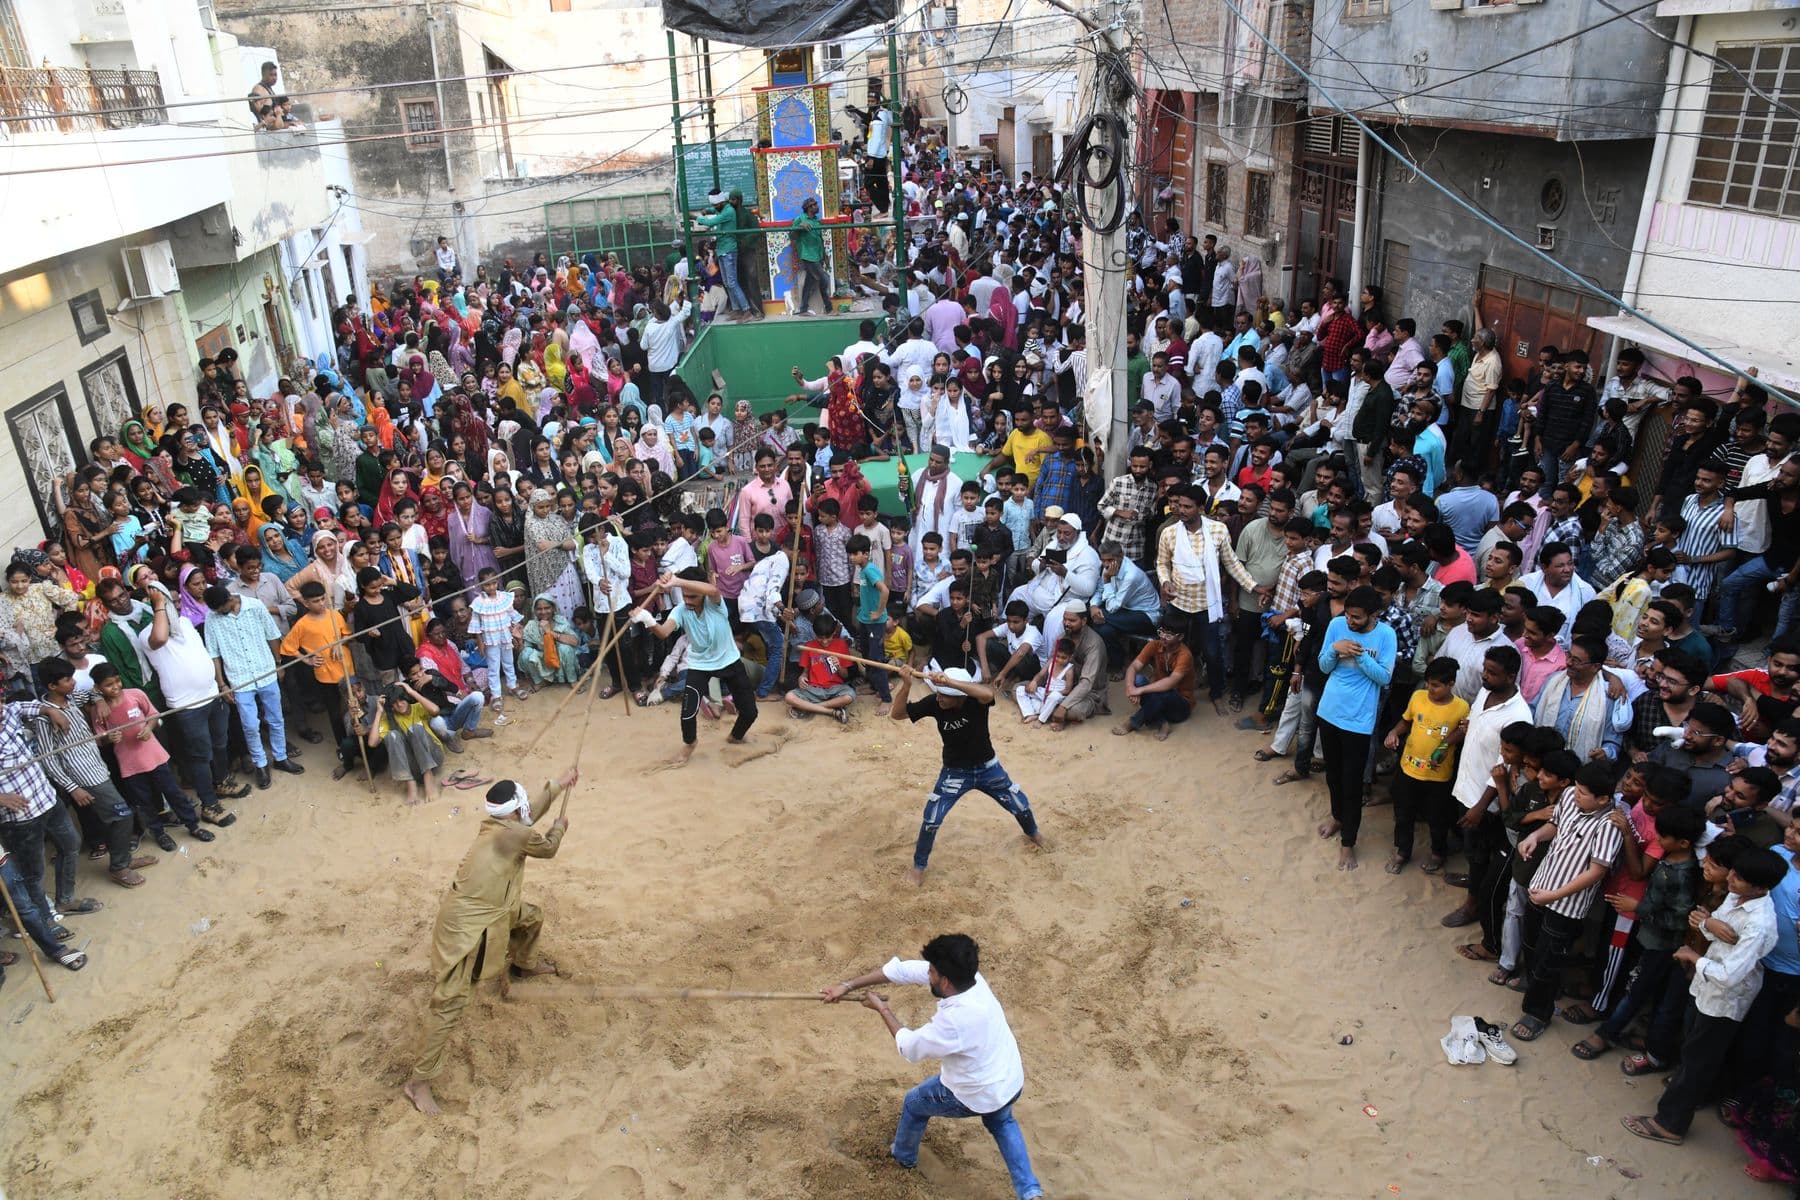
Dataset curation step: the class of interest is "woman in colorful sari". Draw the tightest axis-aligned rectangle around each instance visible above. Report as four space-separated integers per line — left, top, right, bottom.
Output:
233 463 280 524
419 484 452 542
446 481 498 582
374 467 418 527
543 340 569 392
518 593 582 687
257 522 306 584
522 488 582 615
120 418 160 472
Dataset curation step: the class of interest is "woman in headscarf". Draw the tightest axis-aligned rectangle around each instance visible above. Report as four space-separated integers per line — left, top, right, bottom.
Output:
446 480 498 582
170 426 227 503
176 564 212 632
121 418 160 471
58 473 113 579
321 394 362 485
140 403 167 443
495 361 528 414
989 264 1019 350
257 522 306 583
418 484 451 542
543 341 569 392
428 348 458 396
374 467 418 527
401 353 440 412
489 485 528 590
446 320 475 378
566 355 597 414
518 593 582 688
419 445 451 494
633 424 676 477
522 488 582 615
233 463 280 521
569 311 601 374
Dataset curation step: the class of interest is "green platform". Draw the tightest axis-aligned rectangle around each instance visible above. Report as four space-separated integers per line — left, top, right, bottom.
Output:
674 314 893 417
674 315 996 511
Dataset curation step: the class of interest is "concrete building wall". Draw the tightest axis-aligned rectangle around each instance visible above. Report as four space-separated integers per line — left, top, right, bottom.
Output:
1365 126 1648 340
1310 0 1671 139
0 248 195 549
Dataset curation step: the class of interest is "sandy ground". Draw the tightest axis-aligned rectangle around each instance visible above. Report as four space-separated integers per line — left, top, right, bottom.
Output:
0 682 1772 1200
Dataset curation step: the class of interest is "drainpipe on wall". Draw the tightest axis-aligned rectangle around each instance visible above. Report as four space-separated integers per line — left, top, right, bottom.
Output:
424 2 459 250
1346 127 1369 306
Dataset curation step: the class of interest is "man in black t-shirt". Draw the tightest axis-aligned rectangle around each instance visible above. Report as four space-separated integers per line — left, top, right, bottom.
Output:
891 664 1044 886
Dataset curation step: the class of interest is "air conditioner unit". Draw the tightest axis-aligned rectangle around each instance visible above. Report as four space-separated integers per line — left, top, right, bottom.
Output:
122 240 181 300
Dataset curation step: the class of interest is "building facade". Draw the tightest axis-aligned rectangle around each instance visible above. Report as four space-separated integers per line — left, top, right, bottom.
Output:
1589 0 1800 400
1310 0 1671 378
0 0 335 551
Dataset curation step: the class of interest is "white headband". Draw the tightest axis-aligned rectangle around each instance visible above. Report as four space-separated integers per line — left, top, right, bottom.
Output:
485 782 532 827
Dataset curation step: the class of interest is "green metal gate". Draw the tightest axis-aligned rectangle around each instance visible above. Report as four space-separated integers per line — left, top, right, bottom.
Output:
543 190 679 273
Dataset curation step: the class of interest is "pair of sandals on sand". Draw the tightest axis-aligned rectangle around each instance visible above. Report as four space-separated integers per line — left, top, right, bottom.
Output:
444 769 494 792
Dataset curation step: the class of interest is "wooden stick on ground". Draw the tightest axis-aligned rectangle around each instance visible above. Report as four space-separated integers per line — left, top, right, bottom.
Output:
0 868 54 1003
544 984 860 1003
521 652 611 758
343 679 377 795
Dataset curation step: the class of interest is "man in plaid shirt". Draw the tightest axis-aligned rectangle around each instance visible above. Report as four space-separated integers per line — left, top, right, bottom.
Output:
0 692 92 929
33 658 159 889
1098 447 1157 565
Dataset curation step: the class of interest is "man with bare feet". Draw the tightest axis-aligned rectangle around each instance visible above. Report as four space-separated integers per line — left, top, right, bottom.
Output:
402 768 579 1115
820 933 1044 1200
641 567 759 767
891 664 1043 885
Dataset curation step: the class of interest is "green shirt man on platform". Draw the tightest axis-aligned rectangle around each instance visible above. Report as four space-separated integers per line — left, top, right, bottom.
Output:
697 191 753 317
790 196 831 317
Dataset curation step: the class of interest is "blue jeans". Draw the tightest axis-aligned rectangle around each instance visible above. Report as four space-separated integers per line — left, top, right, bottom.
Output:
892 1075 1041 1199
231 679 288 767
753 620 784 698
1716 554 1800 640
914 758 1038 870
430 693 485 740
0 801 82 916
1128 672 1192 729
0 851 64 959
1094 607 1157 668
717 248 752 312
857 623 891 702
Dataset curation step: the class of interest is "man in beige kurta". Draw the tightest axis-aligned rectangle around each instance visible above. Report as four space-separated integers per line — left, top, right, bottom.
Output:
403 768 577 1115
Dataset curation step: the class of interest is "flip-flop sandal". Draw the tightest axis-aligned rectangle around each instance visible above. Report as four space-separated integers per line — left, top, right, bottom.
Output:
0 951 17 967
61 898 104 915
1234 716 1268 732
1571 1035 1612 1060
1620 1115 1682 1145
1271 770 1303 786
1558 1002 1604 1025
56 950 87 971
1487 967 1517 986
1510 1016 1548 1042
1253 748 1280 762
450 775 494 791
1505 975 1528 993
1421 856 1445 874
1458 943 1499 962
108 869 146 889
1228 694 1245 712
445 769 476 784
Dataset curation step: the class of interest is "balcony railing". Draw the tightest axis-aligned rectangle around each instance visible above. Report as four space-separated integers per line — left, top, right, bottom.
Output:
0 66 168 136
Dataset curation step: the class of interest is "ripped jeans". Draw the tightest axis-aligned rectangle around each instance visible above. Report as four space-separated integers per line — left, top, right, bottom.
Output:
914 757 1039 870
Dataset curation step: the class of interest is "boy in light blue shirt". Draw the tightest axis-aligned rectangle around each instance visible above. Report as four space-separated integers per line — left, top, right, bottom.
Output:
1315 583 1398 871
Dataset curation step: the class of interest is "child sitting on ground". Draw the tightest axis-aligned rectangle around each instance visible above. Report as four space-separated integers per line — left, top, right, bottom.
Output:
1017 636 1078 724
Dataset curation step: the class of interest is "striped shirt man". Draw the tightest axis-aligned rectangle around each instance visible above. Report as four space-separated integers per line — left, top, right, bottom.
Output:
1673 491 1736 602
1528 792 1625 919
28 691 110 795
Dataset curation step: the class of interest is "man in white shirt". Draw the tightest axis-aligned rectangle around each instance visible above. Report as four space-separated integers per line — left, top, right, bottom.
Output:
1141 353 1180 423
822 934 1043 1200
1442 644 1530 931
841 319 883 374
434 236 458 281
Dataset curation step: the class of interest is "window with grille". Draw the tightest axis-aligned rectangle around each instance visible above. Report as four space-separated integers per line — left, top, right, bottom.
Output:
1205 162 1228 228
1245 171 1272 236
1688 41 1800 217
0 0 28 68
402 98 442 150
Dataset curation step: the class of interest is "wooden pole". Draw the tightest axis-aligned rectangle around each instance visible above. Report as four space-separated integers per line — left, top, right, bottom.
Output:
344 679 377 794
0 868 54 1003
522 652 610 758
542 984 860 1003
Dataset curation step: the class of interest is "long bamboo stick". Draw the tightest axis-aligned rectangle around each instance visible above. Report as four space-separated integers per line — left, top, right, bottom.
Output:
543 984 860 1002
0 869 54 1003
